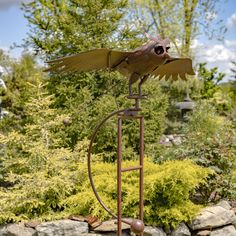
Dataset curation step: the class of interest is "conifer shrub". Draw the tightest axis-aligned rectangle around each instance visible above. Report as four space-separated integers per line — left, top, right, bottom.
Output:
63 159 211 228
0 149 210 227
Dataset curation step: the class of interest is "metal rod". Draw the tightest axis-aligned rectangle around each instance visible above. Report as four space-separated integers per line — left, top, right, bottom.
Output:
88 105 145 234
88 109 127 219
117 117 122 236
139 116 144 236
121 165 142 172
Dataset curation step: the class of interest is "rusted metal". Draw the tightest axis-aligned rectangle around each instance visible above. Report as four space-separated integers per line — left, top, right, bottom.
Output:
121 165 142 172
88 108 127 219
117 117 122 236
139 116 144 236
46 35 195 98
87 95 145 235
45 33 194 236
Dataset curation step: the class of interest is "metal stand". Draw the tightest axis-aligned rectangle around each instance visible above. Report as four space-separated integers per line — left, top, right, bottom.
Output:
88 95 146 235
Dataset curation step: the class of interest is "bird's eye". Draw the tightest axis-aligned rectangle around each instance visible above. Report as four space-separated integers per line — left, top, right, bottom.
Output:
154 46 164 55
166 46 170 52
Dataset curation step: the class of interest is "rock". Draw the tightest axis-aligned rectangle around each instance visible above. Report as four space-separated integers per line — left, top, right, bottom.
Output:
36 219 88 236
211 225 236 236
25 221 41 229
144 226 167 236
92 232 130 236
230 201 236 208
216 200 232 210
233 216 236 228
196 230 211 236
172 136 182 145
171 223 191 236
84 231 130 236
80 234 104 236
0 223 37 236
190 205 236 230
93 219 130 232
232 208 236 215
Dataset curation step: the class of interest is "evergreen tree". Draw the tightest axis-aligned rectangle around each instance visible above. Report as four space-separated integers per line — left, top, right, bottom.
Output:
0 53 44 132
21 0 169 153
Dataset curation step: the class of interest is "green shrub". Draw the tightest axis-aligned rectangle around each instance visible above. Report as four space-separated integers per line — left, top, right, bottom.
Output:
144 160 211 227
0 133 210 228
63 159 211 228
158 101 236 202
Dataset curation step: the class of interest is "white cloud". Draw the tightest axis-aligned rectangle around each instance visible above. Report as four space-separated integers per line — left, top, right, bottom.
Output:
193 39 236 82
191 39 204 49
225 39 236 47
204 44 235 62
227 11 236 29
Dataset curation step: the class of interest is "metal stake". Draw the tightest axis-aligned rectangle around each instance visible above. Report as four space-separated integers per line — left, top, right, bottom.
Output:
88 95 146 236
117 117 122 236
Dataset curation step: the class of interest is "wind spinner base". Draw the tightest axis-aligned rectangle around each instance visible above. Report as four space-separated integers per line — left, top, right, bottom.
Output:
88 95 146 236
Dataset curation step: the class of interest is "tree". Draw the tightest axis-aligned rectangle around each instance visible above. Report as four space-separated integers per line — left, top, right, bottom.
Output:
0 79 92 222
230 61 236 82
21 0 170 154
197 62 225 99
0 53 45 133
157 101 236 202
130 0 226 57
0 49 12 76
22 0 134 57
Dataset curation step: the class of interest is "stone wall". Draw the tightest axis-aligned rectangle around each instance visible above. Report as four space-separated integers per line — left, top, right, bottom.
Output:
0 201 235 236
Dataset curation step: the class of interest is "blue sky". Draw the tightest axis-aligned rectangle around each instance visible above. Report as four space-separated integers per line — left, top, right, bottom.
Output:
0 0 236 81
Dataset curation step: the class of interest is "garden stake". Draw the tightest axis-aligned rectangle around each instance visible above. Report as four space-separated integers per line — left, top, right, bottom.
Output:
45 35 195 235
88 94 146 235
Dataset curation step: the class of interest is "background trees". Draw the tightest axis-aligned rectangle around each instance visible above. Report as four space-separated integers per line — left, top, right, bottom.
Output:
130 0 226 57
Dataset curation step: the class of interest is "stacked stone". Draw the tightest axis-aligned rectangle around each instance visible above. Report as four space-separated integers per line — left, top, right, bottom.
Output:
0 201 235 236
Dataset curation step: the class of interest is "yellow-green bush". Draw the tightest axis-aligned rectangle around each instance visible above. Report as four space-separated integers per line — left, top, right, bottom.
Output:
63 159 211 228
0 157 210 227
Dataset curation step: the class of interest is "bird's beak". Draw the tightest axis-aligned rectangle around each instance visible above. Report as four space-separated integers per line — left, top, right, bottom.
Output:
162 52 170 59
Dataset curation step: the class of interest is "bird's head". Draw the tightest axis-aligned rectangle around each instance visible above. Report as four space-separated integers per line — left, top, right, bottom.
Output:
145 33 170 59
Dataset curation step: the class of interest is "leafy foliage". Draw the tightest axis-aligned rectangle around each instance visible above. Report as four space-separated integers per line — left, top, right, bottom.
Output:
197 63 225 99
0 80 89 223
131 0 226 56
0 90 210 227
21 0 146 152
0 81 210 226
64 159 210 228
0 53 44 132
158 101 236 202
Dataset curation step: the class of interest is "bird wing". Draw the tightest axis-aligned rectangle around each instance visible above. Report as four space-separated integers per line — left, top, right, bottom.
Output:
151 58 195 80
45 49 131 73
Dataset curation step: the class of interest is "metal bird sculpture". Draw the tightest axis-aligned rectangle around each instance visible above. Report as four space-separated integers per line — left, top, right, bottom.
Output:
45 35 195 96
